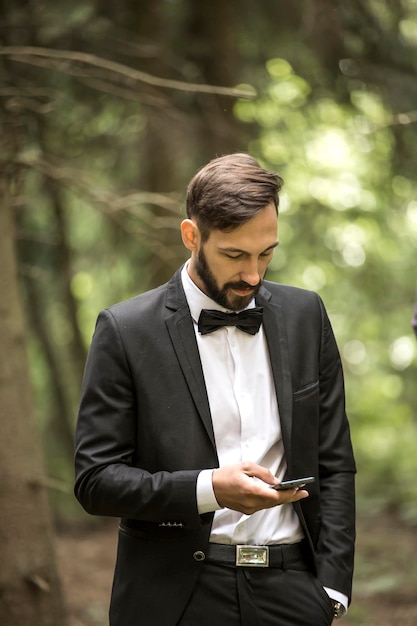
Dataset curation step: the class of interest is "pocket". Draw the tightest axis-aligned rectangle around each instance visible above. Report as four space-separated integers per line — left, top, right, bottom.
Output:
294 571 334 626
293 380 319 401
311 576 334 621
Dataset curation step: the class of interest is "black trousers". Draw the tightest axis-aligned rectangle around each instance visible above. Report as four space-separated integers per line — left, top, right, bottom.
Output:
177 558 334 626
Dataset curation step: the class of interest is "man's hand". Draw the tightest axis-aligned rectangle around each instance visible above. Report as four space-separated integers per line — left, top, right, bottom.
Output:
212 462 309 514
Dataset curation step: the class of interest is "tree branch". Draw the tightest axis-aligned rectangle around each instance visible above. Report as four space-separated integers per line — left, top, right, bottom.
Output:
13 152 184 263
0 45 257 99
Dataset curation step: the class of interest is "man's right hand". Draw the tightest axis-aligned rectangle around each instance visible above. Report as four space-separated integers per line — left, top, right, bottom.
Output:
212 462 309 515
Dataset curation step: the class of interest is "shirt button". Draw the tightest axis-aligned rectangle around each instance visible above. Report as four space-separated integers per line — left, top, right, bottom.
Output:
193 551 206 562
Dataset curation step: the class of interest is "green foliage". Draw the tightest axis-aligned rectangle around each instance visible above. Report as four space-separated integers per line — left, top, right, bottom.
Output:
235 58 417 519
4 0 417 520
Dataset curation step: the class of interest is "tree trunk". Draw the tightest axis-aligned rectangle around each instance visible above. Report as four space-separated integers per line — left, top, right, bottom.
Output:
0 177 68 625
183 0 243 159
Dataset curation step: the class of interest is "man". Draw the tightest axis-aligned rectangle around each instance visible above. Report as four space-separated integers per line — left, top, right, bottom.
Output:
74 153 356 626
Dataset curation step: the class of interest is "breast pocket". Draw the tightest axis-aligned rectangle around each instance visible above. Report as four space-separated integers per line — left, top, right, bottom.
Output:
293 380 319 402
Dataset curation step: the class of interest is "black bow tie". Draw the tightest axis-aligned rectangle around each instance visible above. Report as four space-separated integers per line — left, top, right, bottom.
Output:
198 307 263 335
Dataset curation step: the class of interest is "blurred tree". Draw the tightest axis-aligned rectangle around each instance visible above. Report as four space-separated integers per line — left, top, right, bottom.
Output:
0 133 67 624
0 0 252 514
0 0 416 524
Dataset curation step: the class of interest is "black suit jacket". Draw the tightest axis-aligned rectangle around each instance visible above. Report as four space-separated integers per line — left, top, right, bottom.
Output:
74 268 356 626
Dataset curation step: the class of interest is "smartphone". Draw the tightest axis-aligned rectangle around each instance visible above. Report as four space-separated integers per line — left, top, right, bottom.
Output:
270 476 315 491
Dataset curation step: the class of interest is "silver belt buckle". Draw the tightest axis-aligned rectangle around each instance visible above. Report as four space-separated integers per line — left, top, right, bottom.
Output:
236 545 269 567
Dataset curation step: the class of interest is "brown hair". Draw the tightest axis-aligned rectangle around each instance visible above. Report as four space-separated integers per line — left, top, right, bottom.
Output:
186 153 283 242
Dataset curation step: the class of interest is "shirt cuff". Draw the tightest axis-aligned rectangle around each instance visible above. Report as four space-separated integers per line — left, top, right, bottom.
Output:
196 469 223 514
323 587 348 613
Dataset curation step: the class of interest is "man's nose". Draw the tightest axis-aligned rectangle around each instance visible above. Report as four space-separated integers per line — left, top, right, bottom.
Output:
240 260 261 286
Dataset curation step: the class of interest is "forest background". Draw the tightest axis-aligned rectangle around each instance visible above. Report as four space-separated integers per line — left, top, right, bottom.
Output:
1 1 417 624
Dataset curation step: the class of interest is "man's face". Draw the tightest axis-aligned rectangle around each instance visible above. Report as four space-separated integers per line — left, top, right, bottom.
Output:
187 201 279 311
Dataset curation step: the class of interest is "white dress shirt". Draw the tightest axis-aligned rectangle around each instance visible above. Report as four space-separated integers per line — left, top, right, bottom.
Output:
181 265 303 546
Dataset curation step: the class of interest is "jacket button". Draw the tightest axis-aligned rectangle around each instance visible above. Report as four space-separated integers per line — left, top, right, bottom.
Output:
193 551 205 562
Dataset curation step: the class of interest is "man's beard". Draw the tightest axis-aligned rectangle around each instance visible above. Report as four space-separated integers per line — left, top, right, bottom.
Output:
195 246 262 311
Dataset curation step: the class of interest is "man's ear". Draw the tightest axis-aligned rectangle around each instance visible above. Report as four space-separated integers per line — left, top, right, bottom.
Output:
181 219 200 251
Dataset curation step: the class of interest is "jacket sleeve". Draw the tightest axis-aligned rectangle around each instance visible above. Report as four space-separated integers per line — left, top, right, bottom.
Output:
74 309 203 529
315 296 356 603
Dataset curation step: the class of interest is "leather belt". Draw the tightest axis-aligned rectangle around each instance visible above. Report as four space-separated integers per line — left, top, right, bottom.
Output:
206 541 308 570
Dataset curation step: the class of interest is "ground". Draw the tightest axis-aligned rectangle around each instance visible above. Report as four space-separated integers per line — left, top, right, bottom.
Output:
55 512 417 626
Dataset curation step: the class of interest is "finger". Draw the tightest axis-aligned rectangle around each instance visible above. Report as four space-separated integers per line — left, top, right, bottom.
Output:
288 488 309 502
241 462 276 485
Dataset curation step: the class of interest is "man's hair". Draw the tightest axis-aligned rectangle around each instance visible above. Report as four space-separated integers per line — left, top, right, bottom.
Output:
186 153 283 242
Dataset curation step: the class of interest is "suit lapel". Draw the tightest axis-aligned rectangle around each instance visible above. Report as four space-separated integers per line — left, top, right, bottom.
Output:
165 270 216 449
257 287 294 472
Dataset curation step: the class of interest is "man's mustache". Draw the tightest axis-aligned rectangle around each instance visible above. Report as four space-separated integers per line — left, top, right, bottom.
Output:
226 280 262 291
